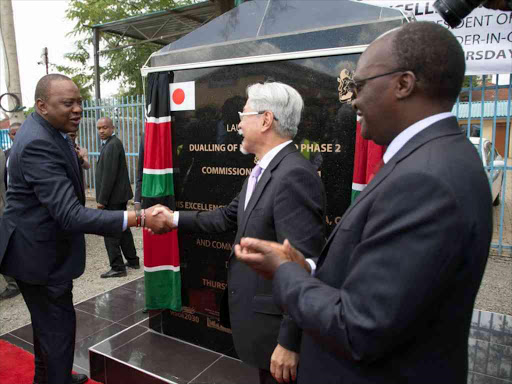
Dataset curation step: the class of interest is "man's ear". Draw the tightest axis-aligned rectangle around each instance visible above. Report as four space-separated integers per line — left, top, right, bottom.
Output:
260 111 274 133
395 71 416 100
36 98 47 115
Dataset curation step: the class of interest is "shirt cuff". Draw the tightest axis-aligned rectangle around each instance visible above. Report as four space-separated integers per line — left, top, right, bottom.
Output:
122 211 128 231
174 211 179 226
305 258 316 276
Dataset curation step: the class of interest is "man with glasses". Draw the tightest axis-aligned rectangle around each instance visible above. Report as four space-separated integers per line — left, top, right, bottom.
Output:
154 82 326 384
234 22 492 383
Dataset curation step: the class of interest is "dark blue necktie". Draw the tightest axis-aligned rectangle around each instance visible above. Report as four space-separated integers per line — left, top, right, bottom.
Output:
65 136 79 170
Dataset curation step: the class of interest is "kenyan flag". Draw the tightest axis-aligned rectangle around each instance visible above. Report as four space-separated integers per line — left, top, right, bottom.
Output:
143 72 181 311
351 116 386 202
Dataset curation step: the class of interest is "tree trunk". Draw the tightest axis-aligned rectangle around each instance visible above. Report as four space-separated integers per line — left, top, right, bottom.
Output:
0 0 25 125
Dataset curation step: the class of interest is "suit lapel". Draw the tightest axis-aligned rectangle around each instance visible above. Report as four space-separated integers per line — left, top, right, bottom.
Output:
317 117 462 269
236 143 297 249
33 113 85 203
99 136 113 159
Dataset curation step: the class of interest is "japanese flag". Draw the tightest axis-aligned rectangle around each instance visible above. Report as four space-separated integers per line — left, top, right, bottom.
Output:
170 81 195 111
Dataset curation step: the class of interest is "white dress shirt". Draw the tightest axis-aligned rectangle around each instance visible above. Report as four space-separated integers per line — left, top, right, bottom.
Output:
383 112 453 164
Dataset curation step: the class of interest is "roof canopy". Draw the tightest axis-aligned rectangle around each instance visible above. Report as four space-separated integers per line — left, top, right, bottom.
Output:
146 0 407 71
92 1 218 51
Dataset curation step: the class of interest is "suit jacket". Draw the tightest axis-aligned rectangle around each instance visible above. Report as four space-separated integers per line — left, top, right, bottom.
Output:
180 143 326 370
0 150 6 215
0 112 124 284
272 117 492 383
95 135 133 206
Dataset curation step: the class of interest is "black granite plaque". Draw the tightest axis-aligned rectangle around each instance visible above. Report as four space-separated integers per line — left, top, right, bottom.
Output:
153 54 360 356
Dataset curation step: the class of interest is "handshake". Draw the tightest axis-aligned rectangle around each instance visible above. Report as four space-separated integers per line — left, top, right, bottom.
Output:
136 204 177 235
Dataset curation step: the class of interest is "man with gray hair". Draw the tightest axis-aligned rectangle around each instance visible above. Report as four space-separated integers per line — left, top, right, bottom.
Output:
154 82 326 383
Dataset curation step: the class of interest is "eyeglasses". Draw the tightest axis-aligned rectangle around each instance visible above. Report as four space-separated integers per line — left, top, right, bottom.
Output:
238 111 278 121
348 69 406 99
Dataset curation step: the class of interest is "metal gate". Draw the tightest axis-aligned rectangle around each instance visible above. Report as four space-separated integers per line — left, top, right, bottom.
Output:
454 74 511 255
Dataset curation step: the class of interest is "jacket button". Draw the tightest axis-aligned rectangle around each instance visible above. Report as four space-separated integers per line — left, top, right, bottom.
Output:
230 290 236 295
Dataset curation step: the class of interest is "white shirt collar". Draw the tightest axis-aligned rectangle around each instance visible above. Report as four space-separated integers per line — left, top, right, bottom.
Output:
383 112 453 164
257 140 293 172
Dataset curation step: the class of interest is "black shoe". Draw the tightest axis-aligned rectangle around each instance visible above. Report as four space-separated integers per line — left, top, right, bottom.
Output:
125 262 140 270
100 269 127 278
0 288 20 300
71 373 88 384
33 373 88 384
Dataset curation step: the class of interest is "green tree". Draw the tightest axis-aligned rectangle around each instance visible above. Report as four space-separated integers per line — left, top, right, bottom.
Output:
63 0 197 97
462 75 481 89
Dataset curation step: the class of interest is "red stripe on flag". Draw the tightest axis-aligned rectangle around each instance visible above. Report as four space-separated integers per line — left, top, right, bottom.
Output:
144 121 173 170
143 230 180 268
352 120 386 185
352 121 368 185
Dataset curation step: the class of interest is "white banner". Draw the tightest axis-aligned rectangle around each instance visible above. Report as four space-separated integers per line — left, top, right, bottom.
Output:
357 1 512 75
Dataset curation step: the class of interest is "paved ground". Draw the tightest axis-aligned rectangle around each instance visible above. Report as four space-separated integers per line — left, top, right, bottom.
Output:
1 176 512 335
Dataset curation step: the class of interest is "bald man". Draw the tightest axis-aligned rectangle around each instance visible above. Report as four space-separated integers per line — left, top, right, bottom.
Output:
96 117 139 278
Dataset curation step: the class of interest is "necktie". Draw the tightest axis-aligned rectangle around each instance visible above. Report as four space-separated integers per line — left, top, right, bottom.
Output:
245 164 263 210
65 136 79 170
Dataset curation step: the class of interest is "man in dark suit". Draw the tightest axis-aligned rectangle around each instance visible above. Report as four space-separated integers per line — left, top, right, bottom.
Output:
0 74 170 384
0 122 21 300
134 134 144 211
234 22 492 383
155 82 326 383
96 117 139 278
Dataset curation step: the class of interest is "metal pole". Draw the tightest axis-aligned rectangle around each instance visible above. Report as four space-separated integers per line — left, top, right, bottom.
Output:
93 28 101 100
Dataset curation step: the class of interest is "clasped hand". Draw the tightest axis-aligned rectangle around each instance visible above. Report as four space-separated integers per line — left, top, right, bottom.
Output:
234 238 311 280
143 205 177 234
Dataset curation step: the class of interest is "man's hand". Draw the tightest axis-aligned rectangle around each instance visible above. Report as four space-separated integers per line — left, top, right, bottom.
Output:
234 238 310 280
270 344 299 383
144 205 174 234
97 204 105 209
151 206 176 229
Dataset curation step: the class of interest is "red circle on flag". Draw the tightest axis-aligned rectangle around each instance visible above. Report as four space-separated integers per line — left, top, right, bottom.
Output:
172 88 185 105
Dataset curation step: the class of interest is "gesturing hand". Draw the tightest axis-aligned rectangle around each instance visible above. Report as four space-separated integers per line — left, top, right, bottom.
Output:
234 238 310 280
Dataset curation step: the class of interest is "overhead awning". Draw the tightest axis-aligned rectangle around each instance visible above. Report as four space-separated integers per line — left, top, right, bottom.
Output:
92 1 218 52
142 0 408 75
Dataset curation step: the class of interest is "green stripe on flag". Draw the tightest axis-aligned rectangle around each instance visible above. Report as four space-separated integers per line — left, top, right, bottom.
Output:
351 182 366 203
145 270 182 310
142 173 174 197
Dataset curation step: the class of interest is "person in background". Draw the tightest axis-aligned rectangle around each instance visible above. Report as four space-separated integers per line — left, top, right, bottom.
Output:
95 117 139 278
68 131 90 171
0 122 21 300
68 131 90 191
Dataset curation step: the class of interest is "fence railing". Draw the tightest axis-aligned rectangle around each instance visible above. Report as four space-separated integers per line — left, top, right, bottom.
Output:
0 129 11 150
79 96 145 193
454 74 511 254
